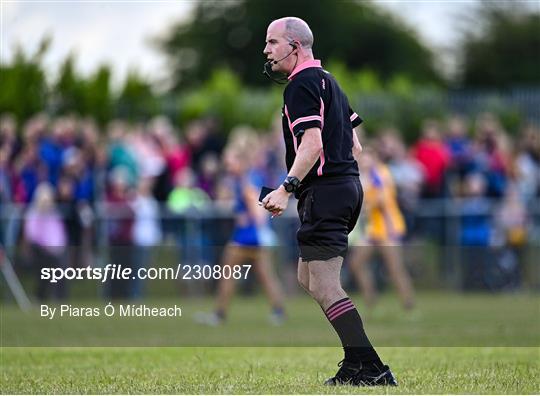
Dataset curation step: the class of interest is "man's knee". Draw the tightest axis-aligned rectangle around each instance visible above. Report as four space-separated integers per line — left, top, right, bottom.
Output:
308 266 347 307
312 287 348 310
307 283 320 299
308 282 336 306
298 274 309 292
297 271 310 293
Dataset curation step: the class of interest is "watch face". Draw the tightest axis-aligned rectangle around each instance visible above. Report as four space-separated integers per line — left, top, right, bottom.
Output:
285 183 294 192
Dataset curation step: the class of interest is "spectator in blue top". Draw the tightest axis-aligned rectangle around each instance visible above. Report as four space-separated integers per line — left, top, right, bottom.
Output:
460 173 492 289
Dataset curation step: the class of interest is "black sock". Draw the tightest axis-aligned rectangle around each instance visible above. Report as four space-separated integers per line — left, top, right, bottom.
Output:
324 297 384 369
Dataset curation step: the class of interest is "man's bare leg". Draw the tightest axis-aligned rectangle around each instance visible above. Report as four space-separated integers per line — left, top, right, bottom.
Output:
303 255 384 374
307 256 347 309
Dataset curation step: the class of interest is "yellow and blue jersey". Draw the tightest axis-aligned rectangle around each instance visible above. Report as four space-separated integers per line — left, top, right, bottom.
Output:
359 164 406 243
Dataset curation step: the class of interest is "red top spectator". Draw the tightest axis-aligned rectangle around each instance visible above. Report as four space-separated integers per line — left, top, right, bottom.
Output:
411 120 450 198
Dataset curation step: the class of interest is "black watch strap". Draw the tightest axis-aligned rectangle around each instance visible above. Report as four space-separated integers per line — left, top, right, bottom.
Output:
283 176 301 193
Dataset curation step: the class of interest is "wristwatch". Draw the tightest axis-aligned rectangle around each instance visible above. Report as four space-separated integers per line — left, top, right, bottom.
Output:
283 176 301 193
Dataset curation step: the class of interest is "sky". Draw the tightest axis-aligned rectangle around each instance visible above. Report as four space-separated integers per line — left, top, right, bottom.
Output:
1 0 537 89
1 1 195 88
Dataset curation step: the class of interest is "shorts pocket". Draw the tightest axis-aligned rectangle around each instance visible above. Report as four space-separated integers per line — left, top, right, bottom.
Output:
302 189 314 223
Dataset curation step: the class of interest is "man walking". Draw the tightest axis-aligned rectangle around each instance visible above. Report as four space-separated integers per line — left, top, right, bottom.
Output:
261 17 397 386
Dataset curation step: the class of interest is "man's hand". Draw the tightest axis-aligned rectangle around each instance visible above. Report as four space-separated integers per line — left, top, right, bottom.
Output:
261 185 291 217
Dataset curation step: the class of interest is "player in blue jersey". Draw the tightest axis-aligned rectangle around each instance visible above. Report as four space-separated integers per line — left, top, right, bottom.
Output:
195 128 285 326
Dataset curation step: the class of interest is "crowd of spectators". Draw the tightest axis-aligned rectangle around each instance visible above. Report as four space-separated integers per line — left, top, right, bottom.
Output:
371 115 538 290
0 112 538 299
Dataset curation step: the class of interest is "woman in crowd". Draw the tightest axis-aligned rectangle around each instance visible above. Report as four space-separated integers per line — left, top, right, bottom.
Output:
23 182 67 301
349 145 415 310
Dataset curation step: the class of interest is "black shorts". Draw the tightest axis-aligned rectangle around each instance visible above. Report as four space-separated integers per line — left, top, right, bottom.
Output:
296 176 363 261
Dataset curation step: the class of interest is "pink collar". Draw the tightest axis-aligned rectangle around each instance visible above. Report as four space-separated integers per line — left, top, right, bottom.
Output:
288 59 322 80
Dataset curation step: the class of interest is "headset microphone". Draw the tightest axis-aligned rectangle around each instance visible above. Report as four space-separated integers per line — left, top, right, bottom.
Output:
263 42 298 84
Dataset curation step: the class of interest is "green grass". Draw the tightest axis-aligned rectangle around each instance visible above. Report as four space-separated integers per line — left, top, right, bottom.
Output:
1 347 539 394
1 292 539 393
1 292 539 347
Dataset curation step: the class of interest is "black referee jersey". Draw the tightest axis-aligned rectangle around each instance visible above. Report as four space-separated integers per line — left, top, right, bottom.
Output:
281 59 363 186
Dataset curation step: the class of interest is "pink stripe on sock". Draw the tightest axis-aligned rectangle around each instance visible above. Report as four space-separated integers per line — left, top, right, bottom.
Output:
327 302 354 317
328 304 355 321
325 300 351 316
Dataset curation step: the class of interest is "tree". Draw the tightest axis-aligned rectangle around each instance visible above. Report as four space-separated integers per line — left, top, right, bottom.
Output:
459 2 540 88
157 0 442 90
0 37 49 122
53 55 113 125
116 71 158 121
85 65 112 125
53 54 87 116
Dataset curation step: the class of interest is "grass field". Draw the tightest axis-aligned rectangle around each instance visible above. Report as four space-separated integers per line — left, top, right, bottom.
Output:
2 347 538 394
1 292 539 393
2 292 539 347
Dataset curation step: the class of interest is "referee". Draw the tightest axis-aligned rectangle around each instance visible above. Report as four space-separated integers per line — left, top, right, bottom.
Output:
261 17 397 386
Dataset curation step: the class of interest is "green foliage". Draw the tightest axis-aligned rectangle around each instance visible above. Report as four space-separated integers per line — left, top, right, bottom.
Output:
322 63 446 142
3 1 538 134
84 65 113 125
158 0 443 90
324 61 384 98
176 68 282 132
459 3 540 87
53 54 87 116
54 56 112 124
1 40 160 127
472 94 524 136
0 38 49 122
116 71 159 121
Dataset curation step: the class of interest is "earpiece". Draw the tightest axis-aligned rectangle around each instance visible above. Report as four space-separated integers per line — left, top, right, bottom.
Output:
289 42 298 49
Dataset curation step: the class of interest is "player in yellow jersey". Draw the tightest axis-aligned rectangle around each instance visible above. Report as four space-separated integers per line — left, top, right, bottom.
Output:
349 145 415 310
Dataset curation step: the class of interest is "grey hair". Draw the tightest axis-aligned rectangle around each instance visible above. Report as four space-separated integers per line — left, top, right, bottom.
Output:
282 17 314 49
